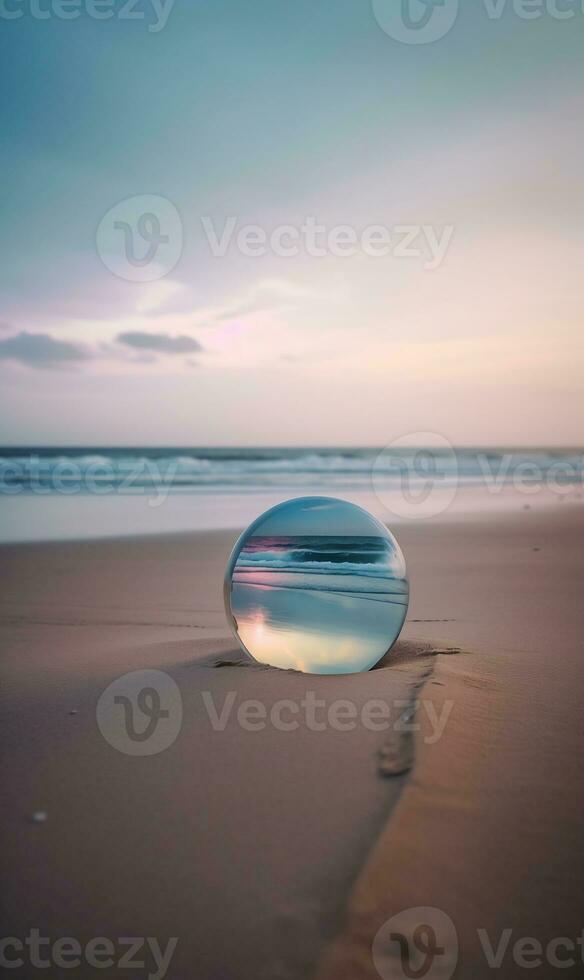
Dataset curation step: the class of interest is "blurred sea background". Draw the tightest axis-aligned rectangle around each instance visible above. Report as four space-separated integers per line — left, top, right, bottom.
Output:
0 446 582 543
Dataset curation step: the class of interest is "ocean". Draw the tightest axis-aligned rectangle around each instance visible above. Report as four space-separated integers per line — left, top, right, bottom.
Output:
0 446 582 543
234 534 408 589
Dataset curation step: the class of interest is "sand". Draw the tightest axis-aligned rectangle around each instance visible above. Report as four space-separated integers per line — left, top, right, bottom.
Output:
319 506 584 979
1 503 583 979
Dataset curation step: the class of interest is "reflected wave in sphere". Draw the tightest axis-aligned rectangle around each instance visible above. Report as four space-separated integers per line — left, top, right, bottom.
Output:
224 497 409 674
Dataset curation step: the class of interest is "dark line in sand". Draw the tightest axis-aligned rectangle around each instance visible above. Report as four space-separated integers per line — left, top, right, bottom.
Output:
410 618 456 623
0 617 215 629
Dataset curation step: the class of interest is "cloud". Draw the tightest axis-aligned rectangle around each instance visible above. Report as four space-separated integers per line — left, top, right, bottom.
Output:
215 300 272 322
0 331 90 367
117 331 203 354
212 278 334 323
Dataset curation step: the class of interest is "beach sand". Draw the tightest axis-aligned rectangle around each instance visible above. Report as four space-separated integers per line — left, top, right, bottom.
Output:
1 503 583 978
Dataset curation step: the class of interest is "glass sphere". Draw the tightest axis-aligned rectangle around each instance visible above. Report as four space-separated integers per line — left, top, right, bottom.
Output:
224 496 409 674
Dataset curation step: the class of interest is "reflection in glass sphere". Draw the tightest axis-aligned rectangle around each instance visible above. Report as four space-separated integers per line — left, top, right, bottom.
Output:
224 497 409 675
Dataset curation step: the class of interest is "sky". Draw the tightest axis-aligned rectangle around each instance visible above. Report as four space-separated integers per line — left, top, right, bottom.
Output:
1 0 583 447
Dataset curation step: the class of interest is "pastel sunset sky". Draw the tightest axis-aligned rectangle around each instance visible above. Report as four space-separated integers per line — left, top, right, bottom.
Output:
1 0 582 446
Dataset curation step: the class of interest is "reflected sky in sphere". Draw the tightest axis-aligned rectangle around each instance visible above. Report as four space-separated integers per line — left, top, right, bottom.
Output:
224 497 409 674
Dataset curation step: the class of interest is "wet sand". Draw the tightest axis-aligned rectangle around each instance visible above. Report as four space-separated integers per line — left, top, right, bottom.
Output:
1 503 583 978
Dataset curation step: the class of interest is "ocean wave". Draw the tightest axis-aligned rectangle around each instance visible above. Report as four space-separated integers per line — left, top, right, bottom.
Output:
0 447 582 493
234 558 404 577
